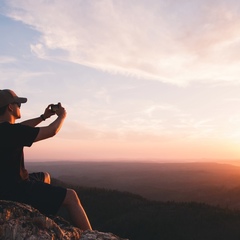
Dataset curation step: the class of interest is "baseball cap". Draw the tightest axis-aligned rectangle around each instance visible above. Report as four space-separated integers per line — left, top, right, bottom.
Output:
0 89 27 108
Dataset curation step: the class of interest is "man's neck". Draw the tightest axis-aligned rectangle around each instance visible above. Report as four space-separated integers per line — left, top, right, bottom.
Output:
0 115 15 124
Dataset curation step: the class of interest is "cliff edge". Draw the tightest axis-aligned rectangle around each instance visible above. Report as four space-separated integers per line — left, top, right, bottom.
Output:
0 200 128 240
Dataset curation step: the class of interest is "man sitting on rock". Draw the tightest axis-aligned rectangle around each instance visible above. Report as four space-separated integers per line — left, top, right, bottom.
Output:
0 89 92 231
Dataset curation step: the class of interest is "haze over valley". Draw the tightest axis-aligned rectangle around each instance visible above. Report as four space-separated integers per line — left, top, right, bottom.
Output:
27 161 240 210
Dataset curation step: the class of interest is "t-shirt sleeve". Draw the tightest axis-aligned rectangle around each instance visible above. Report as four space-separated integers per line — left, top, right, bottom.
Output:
9 124 40 147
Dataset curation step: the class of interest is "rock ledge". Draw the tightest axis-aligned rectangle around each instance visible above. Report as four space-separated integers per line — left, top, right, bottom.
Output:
0 200 128 240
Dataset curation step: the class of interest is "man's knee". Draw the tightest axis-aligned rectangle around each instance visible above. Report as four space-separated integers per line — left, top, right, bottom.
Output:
63 189 80 206
44 172 51 184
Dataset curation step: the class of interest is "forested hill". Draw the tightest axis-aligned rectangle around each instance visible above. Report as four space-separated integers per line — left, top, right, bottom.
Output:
52 178 240 240
27 161 240 209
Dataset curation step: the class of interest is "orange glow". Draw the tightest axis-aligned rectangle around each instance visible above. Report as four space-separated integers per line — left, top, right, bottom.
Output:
24 135 240 162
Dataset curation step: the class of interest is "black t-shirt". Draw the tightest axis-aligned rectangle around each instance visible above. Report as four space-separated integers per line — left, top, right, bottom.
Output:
0 122 39 185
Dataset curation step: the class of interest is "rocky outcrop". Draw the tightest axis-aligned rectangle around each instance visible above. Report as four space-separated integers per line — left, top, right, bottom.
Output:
0 200 128 240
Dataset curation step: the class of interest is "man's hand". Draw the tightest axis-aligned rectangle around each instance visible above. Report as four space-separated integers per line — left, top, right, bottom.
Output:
34 103 67 142
43 104 57 119
55 103 67 119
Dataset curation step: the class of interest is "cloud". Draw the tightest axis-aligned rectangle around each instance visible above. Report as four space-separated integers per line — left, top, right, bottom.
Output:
30 44 46 58
0 56 16 64
0 67 52 84
4 0 240 85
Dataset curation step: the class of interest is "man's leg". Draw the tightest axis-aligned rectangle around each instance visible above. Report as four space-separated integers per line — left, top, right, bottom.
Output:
62 189 92 231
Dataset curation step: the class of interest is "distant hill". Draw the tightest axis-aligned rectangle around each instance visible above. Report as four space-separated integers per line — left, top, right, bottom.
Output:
27 161 240 210
51 178 240 240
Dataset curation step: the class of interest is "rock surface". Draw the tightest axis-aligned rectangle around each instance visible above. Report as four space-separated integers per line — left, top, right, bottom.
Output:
0 200 128 240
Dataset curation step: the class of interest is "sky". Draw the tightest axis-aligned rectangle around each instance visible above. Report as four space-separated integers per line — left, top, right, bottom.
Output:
1 0 240 162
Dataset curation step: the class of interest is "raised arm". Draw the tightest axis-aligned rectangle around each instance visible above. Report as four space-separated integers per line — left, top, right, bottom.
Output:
21 104 55 127
34 103 67 142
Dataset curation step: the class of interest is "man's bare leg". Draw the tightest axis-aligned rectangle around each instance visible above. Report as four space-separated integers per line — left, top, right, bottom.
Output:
62 189 92 231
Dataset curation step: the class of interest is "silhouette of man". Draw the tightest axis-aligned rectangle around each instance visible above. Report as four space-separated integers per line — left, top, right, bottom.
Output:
0 89 92 231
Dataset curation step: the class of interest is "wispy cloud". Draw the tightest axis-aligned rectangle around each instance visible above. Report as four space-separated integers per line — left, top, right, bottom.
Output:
0 67 46 84
0 56 16 64
3 0 240 85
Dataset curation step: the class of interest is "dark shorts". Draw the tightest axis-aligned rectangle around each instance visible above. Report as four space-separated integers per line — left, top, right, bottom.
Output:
2 172 67 216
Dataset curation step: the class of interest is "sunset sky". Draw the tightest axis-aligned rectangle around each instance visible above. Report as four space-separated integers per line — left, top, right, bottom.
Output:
1 0 240 162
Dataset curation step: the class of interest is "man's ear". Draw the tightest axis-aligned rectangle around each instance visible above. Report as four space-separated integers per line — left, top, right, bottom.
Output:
8 104 14 112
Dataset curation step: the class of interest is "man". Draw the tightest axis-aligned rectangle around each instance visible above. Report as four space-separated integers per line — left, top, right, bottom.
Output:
0 89 92 231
